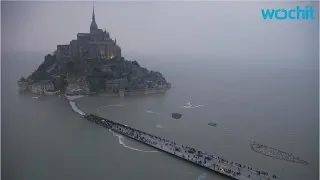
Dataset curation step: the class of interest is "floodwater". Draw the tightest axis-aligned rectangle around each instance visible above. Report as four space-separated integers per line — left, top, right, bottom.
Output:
2 52 319 180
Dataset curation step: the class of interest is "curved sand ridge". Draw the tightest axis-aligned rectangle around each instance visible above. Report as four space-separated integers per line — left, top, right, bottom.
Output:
250 142 309 165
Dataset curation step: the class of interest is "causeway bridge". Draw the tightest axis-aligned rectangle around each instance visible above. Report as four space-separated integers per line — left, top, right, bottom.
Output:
85 114 278 180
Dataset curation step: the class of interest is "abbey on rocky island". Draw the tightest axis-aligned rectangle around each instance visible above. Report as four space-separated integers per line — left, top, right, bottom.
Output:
18 5 170 96
56 5 121 61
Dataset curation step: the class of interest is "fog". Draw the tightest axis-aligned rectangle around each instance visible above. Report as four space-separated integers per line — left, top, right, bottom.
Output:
1 1 318 69
1 3 319 180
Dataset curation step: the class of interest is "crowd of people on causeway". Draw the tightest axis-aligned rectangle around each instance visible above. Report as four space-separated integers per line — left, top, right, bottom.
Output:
85 114 278 180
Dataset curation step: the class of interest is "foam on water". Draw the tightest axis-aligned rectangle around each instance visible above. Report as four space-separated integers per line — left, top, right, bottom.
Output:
197 172 207 180
66 98 160 154
156 124 163 128
146 109 160 115
183 104 204 109
111 131 158 153
181 102 205 109
69 101 86 116
146 110 153 113
69 101 157 153
32 96 39 99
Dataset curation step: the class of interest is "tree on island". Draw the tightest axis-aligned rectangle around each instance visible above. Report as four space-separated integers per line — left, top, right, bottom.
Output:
132 60 140 67
19 76 28 82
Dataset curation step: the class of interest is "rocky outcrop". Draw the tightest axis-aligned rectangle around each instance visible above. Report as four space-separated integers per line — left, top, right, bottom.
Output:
172 113 182 119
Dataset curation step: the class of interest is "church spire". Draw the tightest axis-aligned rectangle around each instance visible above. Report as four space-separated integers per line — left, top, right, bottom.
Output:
92 3 96 22
90 2 98 33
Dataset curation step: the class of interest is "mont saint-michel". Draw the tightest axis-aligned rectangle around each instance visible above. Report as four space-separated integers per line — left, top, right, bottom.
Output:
18 6 170 97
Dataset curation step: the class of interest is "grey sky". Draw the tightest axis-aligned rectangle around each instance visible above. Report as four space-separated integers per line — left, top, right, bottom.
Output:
1 1 318 65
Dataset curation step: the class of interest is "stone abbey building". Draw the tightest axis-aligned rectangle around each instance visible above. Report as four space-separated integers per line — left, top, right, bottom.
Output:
18 5 170 96
56 6 121 61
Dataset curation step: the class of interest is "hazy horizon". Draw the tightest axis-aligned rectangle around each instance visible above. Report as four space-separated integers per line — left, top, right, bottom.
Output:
2 2 318 51
1 1 319 72
1 2 319 180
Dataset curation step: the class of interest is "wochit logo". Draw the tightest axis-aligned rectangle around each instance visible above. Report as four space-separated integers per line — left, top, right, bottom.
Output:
261 5 316 20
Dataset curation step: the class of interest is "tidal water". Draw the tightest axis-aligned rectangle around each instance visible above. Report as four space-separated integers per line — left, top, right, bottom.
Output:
2 52 319 180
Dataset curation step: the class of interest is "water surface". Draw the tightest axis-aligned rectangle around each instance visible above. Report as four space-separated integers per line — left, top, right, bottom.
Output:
2 52 319 180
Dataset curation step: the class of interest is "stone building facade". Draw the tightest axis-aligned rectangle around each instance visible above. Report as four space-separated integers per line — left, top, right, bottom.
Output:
56 6 121 61
27 80 55 95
